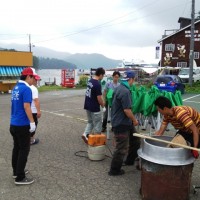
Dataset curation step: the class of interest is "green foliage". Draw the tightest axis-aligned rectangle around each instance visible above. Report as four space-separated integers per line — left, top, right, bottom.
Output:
185 82 200 93
33 56 39 69
38 85 85 92
78 75 88 87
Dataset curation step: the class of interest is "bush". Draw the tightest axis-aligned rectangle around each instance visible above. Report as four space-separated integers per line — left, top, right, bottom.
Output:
79 75 89 87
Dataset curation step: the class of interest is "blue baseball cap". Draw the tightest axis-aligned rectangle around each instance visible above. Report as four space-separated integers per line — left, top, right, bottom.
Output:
122 71 135 80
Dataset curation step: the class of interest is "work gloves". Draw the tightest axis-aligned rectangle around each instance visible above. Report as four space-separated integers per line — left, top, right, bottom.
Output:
29 122 36 133
191 150 199 159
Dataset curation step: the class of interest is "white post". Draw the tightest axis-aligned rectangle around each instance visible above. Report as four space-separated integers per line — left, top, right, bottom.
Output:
106 105 111 139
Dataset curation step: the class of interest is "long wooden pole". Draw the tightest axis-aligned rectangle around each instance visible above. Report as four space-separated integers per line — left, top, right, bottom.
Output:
133 133 200 151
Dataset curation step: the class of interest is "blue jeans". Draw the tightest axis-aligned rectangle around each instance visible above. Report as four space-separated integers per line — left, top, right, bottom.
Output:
10 125 31 181
84 110 102 135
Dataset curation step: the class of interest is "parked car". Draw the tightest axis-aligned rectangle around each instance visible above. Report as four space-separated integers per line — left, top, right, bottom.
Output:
178 68 200 83
154 75 185 94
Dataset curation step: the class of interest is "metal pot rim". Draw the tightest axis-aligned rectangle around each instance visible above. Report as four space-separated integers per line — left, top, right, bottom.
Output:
138 135 195 166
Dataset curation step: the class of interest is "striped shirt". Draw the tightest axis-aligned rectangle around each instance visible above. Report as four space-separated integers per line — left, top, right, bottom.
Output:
162 106 200 133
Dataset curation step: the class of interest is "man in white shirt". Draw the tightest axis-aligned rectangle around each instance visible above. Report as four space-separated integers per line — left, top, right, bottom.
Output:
30 71 41 145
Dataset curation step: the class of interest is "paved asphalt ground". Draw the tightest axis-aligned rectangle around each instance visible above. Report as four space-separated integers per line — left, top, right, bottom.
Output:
1 89 200 200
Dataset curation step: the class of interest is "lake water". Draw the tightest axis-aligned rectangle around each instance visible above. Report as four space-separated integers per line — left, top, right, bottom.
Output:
36 69 112 89
36 69 87 86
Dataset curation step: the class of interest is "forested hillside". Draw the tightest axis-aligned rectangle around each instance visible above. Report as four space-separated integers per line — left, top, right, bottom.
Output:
38 57 76 69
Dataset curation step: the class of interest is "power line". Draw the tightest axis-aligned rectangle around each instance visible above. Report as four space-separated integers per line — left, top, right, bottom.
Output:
33 1 187 44
0 0 191 45
33 0 162 44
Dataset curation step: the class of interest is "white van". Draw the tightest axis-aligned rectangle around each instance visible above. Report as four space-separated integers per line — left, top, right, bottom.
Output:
179 68 200 83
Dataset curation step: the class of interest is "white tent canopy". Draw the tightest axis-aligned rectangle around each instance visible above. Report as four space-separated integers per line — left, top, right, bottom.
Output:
142 67 158 74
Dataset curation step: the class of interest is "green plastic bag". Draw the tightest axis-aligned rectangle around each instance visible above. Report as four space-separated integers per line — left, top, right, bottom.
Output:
106 89 114 106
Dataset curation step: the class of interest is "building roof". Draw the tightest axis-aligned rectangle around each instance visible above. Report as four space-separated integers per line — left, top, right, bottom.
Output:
178 17 191 23
158 19 200 43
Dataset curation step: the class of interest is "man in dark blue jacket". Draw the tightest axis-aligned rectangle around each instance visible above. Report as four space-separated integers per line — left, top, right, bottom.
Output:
82 67 105 143
109 71 138 176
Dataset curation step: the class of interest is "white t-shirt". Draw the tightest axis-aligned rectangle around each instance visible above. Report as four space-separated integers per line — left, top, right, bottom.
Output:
30 85 39 114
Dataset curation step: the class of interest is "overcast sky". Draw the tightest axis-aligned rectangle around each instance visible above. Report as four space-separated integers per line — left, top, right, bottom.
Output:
0 0 199 63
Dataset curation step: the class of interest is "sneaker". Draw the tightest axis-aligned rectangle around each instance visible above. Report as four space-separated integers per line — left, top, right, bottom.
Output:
13 169 29 179
81 134 88 144
31 138 39 145
15 177 34 185
108 169 125 176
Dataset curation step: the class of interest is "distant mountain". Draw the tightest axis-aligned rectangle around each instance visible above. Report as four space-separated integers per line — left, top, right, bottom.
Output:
38 57 76 69
0 43 121 69
65 53 121 69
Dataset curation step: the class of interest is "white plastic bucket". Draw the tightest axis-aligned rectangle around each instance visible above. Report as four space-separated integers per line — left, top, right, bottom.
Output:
87 145 106 161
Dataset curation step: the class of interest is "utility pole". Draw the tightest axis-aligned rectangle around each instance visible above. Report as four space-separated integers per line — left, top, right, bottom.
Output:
189 0 195 86
29 34 32 52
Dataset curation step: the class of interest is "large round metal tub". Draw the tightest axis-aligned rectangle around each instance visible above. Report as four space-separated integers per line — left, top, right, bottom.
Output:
138 136 195 200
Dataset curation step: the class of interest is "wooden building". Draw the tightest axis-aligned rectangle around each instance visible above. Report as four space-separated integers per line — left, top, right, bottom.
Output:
0 51 33 92
158 18 200 68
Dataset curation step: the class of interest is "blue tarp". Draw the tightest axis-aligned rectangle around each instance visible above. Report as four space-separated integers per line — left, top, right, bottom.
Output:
0 66 25 76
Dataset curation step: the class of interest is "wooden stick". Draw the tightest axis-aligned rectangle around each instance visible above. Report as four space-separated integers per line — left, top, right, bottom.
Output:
133 133 200 152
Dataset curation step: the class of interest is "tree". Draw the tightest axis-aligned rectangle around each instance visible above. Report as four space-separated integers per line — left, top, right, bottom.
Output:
33 56 39 69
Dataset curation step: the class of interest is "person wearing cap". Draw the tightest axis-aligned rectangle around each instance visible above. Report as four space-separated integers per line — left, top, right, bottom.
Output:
10 67 36 185
29 68 41 145
108 71 139 176
102 71 121 132
82 67 106 143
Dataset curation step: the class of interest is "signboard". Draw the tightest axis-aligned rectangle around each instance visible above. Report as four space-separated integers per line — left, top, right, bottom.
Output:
61 69 75 88
185 30 200 41
155 46 160 59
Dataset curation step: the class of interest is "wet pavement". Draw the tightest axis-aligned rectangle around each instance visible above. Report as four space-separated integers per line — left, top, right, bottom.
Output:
0 90 200 200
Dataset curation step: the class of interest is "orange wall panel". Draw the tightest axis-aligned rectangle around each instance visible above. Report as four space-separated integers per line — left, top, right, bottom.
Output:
0 51 33 66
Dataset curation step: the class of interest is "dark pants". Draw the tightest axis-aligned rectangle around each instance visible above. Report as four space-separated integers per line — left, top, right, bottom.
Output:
110 130 129 173
31 113 38 137
102 103 109 129
124 126 141 165
176 130 200 148
10 125 31 181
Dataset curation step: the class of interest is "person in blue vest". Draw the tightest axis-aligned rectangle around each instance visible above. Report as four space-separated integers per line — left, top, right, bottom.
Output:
82 67 105 143
10 67 37 185
108 71 139 176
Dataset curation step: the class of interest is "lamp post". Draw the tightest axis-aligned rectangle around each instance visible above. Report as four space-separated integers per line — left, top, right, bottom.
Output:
189 0 195 86
29 34 32 52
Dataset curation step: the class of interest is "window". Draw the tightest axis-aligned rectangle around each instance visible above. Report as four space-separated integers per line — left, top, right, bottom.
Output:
177 62 187 68
165 44 175 51
194 52 199 59
156 77 172 84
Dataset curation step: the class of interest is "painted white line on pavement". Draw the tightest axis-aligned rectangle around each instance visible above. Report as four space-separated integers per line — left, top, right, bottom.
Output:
76 118 87 122
41 110 65 116
41 110 87 122
183 94 200 101
53 108 82 112
183 100 200 104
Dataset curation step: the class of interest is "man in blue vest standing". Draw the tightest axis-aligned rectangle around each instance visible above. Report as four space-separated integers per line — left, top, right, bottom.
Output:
10 67 37 185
